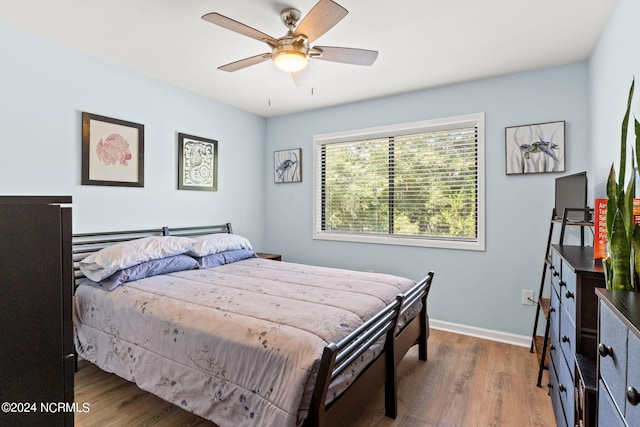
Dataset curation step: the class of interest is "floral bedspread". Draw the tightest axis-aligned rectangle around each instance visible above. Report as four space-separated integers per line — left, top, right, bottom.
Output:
74 258 418 427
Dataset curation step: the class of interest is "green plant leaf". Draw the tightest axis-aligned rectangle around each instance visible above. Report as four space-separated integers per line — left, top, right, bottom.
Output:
604 256 613 289
606 165 617 241
625 172 636 241
605 79 637 292
619 78 635 198
610 209 632 290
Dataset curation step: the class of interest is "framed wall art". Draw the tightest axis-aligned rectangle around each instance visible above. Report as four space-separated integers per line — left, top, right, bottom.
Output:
81 112 144 187
274 148 301 183
178 133 218 191
505 120 565 175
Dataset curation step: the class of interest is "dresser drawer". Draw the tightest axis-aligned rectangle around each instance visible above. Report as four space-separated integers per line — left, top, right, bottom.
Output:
557 352 574 427
550 249 562 297
599 301 628 414
550 356 568 427
559 304 576 380
598 379 626 427
550 284 560 345
561 260 577 324
627 332 640 427
550 311 559 363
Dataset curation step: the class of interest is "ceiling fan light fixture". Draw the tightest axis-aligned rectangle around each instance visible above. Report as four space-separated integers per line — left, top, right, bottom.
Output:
204 0 378 79
273 49 308 72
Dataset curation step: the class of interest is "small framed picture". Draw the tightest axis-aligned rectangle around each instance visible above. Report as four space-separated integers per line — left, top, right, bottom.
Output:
81 112 144 187
505 121 565 175
178 133 218 191
274 148 302 183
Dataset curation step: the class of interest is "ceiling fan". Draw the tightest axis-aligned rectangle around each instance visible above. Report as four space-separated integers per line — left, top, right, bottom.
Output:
201 0 378 86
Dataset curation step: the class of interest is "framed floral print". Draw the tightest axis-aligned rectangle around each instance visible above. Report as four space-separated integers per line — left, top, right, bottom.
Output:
81 112 144 187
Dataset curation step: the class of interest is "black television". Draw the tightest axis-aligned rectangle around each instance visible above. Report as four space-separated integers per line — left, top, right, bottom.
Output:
555 171 588 221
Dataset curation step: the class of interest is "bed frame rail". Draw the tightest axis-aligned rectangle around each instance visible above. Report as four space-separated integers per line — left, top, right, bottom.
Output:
163 223 233 237
332 297 401 379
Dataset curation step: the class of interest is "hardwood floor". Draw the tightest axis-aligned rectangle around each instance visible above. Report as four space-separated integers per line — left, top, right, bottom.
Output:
74 329 555 426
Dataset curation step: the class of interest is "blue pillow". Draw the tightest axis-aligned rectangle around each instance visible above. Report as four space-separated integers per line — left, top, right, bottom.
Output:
195 249 257 269
82 254 199 291
195 252 226 269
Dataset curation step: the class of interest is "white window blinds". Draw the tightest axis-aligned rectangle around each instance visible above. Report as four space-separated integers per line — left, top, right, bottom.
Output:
313 113 484 250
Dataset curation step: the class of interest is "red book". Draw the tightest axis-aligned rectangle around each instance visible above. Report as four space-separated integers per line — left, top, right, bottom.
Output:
594 198 607 259
593 197 640 259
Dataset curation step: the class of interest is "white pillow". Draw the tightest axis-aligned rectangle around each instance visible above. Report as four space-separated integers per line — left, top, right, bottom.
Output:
186 233 253 257
79 236 195 282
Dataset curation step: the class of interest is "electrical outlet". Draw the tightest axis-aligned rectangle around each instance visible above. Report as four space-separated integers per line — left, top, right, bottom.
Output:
522 290 535 306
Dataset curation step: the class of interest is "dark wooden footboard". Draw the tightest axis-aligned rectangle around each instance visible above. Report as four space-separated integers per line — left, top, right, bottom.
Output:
306 271 434 427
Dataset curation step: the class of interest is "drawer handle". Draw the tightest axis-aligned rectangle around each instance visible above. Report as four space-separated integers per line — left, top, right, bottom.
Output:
565 290 574 299
549 307 556 313
628 387 640 406
598 343 614 358
552 270 559 277
549 344 555 352
561 335 570 343
559 280 566 287
558 384 567 393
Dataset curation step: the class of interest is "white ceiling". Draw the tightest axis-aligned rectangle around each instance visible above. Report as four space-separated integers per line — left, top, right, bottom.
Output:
0 0 617 118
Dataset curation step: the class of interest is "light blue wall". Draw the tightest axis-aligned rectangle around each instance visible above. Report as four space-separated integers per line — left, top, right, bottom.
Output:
589 0 640 197
0 24 267 248
265 63 590 336
4 10 619 338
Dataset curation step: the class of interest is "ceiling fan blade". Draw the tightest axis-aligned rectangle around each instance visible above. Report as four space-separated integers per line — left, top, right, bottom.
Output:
202 13 278 45
291 67 313 87
314 46 378 66
294 0 348 44
218 53 271 72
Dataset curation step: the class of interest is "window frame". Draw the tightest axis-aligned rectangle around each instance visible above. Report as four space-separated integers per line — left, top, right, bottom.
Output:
312 113 485 251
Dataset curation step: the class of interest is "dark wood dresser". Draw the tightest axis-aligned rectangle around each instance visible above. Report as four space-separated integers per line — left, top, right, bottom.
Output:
596 289 640 427
0 196 74 426
548 244 605 427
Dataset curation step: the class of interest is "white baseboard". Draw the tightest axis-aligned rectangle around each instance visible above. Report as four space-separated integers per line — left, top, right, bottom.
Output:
429 319 530 348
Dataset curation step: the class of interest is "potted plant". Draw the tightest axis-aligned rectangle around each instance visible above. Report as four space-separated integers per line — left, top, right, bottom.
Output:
604 78 640 291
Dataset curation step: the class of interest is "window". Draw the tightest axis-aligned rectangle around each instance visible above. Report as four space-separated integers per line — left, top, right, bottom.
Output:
313 113 485 250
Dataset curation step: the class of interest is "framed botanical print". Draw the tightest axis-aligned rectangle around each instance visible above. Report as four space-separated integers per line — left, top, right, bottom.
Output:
274 148 302 183
178 133 218 191
81 112 144 187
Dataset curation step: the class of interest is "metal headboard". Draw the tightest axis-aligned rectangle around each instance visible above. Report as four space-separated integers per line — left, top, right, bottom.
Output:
72 222 233 286
163 222 233 238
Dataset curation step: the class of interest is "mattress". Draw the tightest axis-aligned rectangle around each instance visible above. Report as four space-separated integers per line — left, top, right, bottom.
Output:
74 257 418 427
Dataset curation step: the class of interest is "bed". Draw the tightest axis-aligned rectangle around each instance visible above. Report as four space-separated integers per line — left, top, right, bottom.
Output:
72 223 433 427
